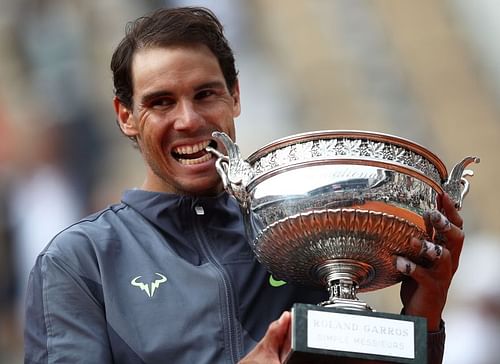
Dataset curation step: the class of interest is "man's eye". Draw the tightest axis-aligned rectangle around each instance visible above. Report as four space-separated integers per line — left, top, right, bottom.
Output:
150 98 174 108
195 90 215 99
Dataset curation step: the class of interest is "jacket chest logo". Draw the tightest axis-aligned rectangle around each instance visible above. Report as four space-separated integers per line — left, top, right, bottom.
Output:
131 273 167 298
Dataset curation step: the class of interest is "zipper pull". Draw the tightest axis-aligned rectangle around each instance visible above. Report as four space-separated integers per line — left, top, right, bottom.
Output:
194 205 205 215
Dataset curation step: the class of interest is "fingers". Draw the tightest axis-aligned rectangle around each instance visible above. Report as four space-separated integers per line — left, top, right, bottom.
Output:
422 211 434 238
396 254 449 331
429 195 465 272
394 194 465 331
267 311 291 344
429 210 452 233
430 210 463 247
418 239 443 261
395 234 454 330
399 193 464 274
441 193 463 229
260 311 291 358
238 312 290 364
277 312 292 362
397 238 449 275
396 237 453 291
396 256 417 275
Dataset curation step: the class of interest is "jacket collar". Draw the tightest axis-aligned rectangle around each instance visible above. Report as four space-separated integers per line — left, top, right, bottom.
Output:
121 189 236 222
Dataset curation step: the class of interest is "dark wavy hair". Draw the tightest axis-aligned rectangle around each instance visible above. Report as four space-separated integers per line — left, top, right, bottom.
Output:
110 6 238 109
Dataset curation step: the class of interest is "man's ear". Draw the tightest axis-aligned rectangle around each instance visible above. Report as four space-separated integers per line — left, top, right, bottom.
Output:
113 97 138 137
231 80 241 118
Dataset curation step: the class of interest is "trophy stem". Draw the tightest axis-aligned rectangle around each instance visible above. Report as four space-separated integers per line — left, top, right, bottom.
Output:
314 259 374 311
321 279 373 311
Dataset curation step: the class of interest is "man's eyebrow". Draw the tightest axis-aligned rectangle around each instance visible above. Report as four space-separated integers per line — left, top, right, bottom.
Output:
194 81 227 91
140 81 228 105
140 90 173 105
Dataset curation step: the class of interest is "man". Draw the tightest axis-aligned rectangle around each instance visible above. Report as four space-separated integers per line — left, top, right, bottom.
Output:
25 7 464 363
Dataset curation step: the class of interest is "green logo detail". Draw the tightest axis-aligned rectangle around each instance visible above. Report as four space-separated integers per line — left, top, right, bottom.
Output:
269 274 287 287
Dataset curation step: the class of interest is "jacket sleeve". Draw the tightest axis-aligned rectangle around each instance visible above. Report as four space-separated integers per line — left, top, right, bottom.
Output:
24 251 113 364
427 322 445 364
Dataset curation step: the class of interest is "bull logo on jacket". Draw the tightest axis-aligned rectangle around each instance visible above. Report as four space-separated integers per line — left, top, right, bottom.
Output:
131 273 167 298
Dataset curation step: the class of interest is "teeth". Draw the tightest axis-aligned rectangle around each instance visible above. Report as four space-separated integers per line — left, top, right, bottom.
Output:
178 153 212 165
173 140 211 155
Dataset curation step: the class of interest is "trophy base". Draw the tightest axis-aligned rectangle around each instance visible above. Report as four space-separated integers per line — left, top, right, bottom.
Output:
284 303 427 364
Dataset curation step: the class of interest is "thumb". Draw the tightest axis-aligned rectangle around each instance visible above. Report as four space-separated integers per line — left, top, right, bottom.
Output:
266 311 290 344
276 312 292 362
268 311 291 362
238 311 291 364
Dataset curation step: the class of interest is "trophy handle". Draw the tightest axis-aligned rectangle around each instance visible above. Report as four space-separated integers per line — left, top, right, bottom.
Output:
208 131 253 206
443 156 480 210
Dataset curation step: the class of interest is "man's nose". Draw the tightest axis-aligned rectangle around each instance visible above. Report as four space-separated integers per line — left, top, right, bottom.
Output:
173 100 204 130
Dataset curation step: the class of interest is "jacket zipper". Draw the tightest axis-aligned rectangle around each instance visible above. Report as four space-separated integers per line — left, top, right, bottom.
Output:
192 204 242 363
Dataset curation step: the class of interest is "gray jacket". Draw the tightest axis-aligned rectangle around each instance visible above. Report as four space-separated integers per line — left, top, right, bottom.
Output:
24 190 327 363
24 190 444 363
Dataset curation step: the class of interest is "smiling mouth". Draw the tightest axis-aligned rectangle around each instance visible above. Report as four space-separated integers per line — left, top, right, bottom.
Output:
172 140 217 165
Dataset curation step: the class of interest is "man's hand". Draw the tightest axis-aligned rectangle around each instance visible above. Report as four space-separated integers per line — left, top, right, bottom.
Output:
239 311 291 364
396 193 464 331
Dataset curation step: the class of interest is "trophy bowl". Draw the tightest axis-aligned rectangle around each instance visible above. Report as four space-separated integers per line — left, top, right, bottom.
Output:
209 130 478 310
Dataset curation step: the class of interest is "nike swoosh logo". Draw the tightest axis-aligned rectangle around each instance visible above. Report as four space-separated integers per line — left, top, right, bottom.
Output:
269 274 287 287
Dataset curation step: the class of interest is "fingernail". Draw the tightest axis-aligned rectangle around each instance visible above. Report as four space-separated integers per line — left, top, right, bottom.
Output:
396 256 415 275
278 311 286 324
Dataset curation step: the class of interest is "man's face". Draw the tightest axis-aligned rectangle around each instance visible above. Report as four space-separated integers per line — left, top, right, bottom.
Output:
115 44 240 195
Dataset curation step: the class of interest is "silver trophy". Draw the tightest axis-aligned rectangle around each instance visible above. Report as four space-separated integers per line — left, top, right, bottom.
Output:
208 130 479 363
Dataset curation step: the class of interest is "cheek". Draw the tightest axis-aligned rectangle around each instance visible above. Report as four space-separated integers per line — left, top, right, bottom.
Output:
139 120 175 160
232 99 241 118
221 117 236 139
137 113 164 140
140 130 163 153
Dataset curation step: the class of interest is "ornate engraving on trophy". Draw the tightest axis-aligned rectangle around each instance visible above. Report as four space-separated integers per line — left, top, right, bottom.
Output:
251 137 442 186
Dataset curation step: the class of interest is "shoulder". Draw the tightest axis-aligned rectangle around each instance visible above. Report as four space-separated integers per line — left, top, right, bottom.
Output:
40 202 136 272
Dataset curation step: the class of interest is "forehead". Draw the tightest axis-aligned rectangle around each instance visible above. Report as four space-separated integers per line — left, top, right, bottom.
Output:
131 44 225 94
